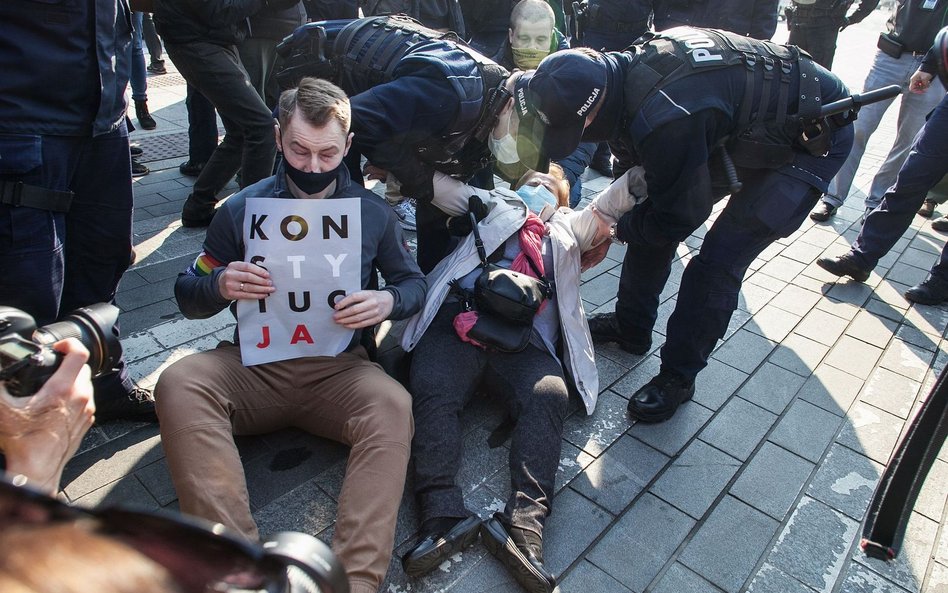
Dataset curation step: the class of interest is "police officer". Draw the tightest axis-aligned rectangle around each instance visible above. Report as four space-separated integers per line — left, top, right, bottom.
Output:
785 0 879 68
518 29 855 423
652 0 780 40
278 15 530 272
0 0 157 422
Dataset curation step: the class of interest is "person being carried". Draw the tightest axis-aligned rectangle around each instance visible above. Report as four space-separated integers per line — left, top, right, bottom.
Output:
154 78 426 593
398 166 643 593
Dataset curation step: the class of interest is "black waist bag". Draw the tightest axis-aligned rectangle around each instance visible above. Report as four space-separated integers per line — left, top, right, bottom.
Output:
475 264 548 324
461 211 551 352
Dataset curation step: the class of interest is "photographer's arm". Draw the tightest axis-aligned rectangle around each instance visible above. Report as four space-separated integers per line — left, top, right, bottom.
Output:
0 339 94 494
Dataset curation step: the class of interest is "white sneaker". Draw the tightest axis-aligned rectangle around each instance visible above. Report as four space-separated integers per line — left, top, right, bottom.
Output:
392 199 417 231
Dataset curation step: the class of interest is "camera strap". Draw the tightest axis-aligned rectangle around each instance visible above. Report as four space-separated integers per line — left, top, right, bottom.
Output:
0 181 73 213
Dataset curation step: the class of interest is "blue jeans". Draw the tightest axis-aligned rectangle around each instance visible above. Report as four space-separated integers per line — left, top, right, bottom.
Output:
617 126 854 379
0 124 136 401
558 141 596 208
853 92 948 272
824 50 945 210
130 12 147 102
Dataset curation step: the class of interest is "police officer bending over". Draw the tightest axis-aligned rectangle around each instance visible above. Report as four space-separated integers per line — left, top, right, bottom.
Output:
517 28 854 423
278 15 533 272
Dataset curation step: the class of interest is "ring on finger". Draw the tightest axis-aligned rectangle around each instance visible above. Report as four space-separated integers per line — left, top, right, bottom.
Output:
240 282 245 292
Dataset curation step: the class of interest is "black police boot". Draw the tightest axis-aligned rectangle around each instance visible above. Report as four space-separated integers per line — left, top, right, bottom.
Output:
586 312 651 355
627 370 695 423
904 275 948 306
402 515 481 577
94 387 158 424
816 252 871 282
181 194 217 228
481 514 555 593
179 160 205 177
135 100 157 130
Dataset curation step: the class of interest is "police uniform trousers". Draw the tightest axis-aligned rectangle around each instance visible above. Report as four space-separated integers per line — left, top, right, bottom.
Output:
409 304 569 537
155 344 413 593
616 125 854 379
852 92 948 275
0 122 137 403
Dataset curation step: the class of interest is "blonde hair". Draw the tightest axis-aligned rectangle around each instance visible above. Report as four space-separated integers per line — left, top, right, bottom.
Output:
278 77 351 132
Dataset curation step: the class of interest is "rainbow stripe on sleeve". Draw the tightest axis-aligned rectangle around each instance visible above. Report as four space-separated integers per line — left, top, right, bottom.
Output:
190 252 223 277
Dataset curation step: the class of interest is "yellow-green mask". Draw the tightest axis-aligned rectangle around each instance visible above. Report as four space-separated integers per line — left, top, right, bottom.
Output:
512 46 550 70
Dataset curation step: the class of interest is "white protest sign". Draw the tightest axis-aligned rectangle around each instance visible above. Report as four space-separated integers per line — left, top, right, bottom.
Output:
237 197 362 366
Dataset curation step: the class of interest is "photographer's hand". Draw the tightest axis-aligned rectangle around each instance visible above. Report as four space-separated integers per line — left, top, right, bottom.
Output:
0 339 94 494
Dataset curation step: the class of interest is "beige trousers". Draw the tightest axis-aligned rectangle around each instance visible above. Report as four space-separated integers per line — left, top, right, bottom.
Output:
155 344 413 593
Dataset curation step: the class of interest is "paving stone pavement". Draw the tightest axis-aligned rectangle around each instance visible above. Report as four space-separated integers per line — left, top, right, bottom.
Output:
62 12 948 593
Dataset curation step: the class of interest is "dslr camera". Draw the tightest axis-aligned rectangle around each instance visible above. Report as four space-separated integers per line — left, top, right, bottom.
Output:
0 303 122 397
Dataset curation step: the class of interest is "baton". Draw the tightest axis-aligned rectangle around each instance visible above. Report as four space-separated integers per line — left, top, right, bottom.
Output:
819 84 901 118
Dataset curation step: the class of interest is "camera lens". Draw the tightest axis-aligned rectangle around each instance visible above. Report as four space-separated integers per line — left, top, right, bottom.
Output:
32 303 122 376
262 532 348 593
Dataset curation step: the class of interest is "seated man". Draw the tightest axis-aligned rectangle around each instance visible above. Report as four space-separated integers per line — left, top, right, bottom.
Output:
399 167 642 593
154 78 426 593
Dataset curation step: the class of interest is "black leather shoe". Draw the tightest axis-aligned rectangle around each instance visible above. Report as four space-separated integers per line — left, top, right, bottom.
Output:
904 275 948 305
809 201 837 222
627 370 695 423
932 214 948 233
95 387 158 424
816 252 870 282
918 200 937 218
181 195 217 228
179 160 205 177
402 515 481 577
586 312 651 355
481 515 555 593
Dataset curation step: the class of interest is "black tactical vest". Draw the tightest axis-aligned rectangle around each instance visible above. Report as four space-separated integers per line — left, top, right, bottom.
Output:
622 27 826 167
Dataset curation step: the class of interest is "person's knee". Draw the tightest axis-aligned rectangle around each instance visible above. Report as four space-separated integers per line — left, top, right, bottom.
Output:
527 376 569 418
351 380 414 446
154 354 225 427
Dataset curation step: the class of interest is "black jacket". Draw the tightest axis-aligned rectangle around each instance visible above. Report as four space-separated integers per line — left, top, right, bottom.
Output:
886 0 948 54
155 0 265 46
653 0 780 40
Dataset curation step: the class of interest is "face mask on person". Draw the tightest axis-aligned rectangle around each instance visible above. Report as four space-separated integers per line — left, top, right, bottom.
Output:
516 183 558 214
512 46 550 70
282 150 340 195
488 112 521 165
